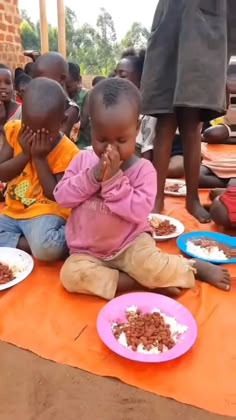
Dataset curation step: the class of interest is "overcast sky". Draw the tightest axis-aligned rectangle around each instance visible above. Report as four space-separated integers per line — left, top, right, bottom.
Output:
19 0 157 40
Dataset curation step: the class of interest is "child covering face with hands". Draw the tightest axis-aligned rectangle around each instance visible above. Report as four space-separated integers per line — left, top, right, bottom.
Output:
54 78 230 300
0 77 78 261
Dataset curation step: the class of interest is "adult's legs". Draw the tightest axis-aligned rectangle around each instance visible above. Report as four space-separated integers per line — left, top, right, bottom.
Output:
152 114 177 212
177 107 211 223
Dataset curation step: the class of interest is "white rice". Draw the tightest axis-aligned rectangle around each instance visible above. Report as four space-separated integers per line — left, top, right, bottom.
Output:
186 240 228 261
112 307 187 355
0 254 27 278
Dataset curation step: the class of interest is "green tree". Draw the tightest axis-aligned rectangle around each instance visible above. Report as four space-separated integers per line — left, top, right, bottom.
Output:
20 10 40 50
95 8 118 74
121 22 150 50
75 23 99 74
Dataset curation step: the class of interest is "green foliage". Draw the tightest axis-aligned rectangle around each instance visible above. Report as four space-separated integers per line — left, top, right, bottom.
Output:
19 7 149 76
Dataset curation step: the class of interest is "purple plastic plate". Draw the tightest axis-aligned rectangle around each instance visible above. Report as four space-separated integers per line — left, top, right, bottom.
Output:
97 292 198 363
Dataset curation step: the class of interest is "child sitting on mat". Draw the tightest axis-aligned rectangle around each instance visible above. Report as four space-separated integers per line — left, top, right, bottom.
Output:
0 77 78 261
0 64 22 201
199 143 236 188
54 78 230 300
209 180 236 229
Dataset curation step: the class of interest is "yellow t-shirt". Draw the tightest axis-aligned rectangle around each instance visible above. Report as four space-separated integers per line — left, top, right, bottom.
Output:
210 116 225 127
3 120 79 220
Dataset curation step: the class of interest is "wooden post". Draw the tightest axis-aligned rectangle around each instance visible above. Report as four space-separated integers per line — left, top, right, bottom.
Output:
39 0 49 53
57 0 66 57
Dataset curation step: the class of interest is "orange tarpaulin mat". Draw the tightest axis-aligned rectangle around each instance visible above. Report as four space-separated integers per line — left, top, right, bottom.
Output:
0 194 236 417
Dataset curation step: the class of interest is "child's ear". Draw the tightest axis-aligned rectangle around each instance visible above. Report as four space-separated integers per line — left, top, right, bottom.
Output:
61 113 68 125
136 118 142 135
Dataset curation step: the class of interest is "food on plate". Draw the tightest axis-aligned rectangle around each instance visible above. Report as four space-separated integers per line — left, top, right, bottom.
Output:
0 254 27 284
186 238 231 261
0 263 14 284
112 306 187 354
149 216 176 236
165 182 186 196
165 183 183 193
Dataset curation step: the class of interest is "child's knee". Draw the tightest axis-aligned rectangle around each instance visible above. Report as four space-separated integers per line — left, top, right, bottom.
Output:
210 198 230 228
31 241 67 261
60 255 118 299
168 156 184 178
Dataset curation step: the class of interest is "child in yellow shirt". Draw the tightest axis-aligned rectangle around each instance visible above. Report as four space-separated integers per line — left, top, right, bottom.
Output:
0 77 79 261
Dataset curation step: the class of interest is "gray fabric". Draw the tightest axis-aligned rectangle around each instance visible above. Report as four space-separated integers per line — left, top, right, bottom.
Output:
141 0 229 122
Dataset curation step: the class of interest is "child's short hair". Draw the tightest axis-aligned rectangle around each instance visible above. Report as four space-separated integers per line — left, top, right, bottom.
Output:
120 48 146 83
33 52 68 79
24 62 34 76
15 73 32 91
89 77 141 116
22 77 66 117
0 63 12 79
92 76 106 87
68 62 81 81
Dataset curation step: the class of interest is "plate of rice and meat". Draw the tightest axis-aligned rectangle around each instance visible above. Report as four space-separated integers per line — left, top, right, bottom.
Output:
164 179 186 197
0 247 34 291
177 232 236 264
97 292 198 362
148 214 185 241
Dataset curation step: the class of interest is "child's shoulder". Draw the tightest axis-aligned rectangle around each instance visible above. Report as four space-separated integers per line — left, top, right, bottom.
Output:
138 157 156 173
65 149 98 171
4 120 22 149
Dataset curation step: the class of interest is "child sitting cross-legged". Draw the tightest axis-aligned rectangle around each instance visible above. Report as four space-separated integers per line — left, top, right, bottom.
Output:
54 78 230 300
0 77 79 261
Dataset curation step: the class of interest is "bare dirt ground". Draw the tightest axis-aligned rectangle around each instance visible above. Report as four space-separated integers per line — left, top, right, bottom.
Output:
0 341 228 420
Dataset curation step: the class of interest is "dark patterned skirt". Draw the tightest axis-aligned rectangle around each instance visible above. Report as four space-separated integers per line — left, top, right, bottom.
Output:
141 0 229 122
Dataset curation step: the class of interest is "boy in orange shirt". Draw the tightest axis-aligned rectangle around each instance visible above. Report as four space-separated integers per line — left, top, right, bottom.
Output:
0 77 79 261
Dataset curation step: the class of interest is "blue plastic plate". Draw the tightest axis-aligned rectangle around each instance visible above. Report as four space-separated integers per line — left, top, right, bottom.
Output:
177 231 236 264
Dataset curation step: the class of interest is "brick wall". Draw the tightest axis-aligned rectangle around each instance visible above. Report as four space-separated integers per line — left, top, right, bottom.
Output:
0 0 26 69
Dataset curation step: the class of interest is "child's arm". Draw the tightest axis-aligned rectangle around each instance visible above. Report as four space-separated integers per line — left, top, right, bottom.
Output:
101 167 156 223
100 145 156 223
61 107 80 138
32 130 64 201
54 154 104 208
0 127 31 182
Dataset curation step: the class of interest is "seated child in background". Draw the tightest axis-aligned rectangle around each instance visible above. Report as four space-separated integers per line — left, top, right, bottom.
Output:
33 52 80 140
0 64 22 201
54 78 230 300
199 142 236 188
14 73 32 104
115 49 184 178
209 179 236 229
0 77 78 261
92 76 106 87
0 64 22 126
66 62 90 148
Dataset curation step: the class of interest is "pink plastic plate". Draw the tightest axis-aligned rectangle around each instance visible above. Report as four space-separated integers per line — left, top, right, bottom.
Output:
97 292 198 363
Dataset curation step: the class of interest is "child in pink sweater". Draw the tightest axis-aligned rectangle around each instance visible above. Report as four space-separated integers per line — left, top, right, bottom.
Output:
54 78 230 300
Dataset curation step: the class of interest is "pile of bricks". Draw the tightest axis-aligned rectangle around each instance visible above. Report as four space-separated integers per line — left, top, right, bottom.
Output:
0 0 27 69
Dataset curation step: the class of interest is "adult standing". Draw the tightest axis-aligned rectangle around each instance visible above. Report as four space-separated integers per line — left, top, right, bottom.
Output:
141 0 231 223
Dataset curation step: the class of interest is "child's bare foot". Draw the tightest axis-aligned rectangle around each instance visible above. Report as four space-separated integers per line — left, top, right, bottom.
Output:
186 198 211 223
193 259 230 291
154 286 182 298
117 273 182 298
